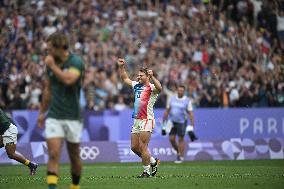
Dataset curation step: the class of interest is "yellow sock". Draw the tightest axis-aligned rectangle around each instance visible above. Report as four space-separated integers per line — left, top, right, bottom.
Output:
70 184 80 189
47 175 58 185
24 160 30 166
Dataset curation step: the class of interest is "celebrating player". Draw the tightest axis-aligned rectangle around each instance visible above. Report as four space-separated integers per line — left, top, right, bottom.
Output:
0 109 38 175
37 32 85 189
117 58 162 178
163 85 196 163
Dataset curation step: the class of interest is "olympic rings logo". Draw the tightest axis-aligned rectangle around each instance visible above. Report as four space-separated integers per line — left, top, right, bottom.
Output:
80 146 100 160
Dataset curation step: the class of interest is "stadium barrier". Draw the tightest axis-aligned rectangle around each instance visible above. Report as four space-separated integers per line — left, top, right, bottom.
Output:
0 108 283 164
0 138 283 164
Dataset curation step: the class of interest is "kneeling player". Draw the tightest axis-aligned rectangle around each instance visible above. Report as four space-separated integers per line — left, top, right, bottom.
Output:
0 109 38 175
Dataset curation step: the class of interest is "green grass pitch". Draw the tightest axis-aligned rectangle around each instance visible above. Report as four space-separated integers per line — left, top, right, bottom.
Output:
0 160 283 189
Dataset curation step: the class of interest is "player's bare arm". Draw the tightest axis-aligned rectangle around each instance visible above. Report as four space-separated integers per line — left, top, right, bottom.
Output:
163 108 170 122
0 136 3 148
45 55 80 85
37 75 51 128
163 95 171 122
188 111 195 128
117 58 132 87
148 69 162 93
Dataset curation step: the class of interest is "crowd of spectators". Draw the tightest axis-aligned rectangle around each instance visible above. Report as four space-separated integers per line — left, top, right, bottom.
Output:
0 0 284 111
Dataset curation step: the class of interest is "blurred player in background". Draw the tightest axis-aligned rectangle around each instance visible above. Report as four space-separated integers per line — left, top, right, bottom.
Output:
37 32 85 189
163 85 197 163
117 58 162 178
0 109 38 175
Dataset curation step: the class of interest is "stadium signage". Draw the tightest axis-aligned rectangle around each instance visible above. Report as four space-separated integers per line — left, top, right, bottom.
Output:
240 118 284 135
10 108 284 142
80 146 100 160
0 139 283 164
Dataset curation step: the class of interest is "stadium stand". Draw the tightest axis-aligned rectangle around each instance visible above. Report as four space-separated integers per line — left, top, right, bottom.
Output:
0 0 283 110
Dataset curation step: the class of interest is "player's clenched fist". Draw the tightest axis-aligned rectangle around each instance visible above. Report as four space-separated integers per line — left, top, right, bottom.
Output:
117 58 126 67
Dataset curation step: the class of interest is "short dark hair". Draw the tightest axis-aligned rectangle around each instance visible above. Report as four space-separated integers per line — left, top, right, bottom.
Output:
178 84 186 90
47 32 69 50
139 67 149 76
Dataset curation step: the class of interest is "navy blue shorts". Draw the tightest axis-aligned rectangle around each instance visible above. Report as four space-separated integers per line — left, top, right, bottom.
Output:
169 121 186 137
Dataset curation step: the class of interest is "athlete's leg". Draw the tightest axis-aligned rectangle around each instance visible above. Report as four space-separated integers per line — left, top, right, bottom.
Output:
139 131 151 166
175 122 186 163
178 136 185 158
131 133 141 157
178 121 186 159
67 142 82 189
45 118 65 188
132 132 159 176
2 124 38 174
2 125 21 161
47 138 64 174
4 142 38 175
169 134 179 154
64 120 83 189
5 143 26 163
131 119 142 157
47 137 64 188
136 131 151 177
169 124 179 154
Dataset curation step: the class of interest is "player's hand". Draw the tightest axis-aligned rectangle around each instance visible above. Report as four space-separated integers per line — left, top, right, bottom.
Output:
161 119 167 135
117 58 126 67
148 69 153 78
188 131 198 142
161 128 167 136
37 113 45 129
44 55 56 68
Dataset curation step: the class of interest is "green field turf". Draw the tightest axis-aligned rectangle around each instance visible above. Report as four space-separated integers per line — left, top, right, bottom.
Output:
0 160 283 189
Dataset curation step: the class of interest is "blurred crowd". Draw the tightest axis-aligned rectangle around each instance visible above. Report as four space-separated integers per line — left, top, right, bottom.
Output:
0 0 284 111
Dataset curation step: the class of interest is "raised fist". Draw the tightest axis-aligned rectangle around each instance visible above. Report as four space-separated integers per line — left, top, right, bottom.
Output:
117 58 126 67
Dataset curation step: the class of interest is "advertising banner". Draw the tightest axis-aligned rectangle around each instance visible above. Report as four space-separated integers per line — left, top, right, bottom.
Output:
11 108 284 142
0 138 283 164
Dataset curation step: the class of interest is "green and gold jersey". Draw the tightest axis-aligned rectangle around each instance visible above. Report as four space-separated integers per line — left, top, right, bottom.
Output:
0 109 14 135
47 53 85 120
